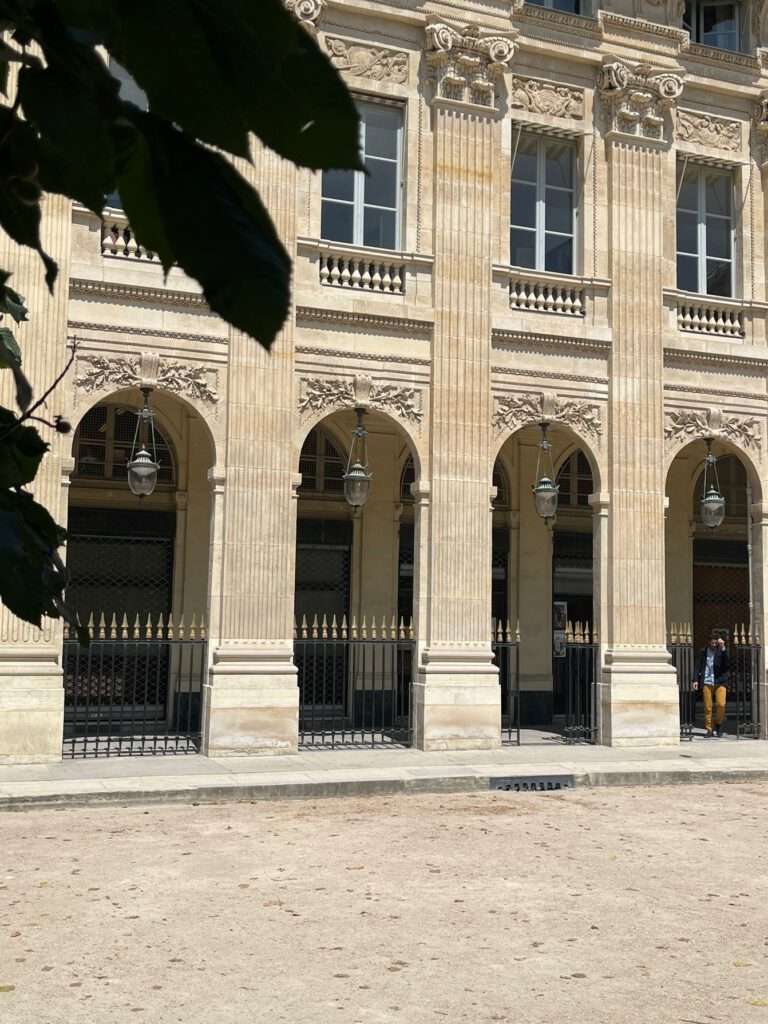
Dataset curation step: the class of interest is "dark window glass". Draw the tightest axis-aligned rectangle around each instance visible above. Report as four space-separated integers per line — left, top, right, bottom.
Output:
363 208 396 250
321 201 354 244
511 182 537 229
677 254 699 293
511 228 536 269
322 169 354 203
544 234 572 274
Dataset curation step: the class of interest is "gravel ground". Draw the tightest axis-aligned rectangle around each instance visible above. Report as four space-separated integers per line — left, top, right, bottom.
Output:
1 783 768 1024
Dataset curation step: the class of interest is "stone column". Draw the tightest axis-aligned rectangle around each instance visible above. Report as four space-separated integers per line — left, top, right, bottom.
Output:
589 492 609 742
202 142 300 756
412 22 515 750
0 194 73 763
750 502 768 737
598 60 684 746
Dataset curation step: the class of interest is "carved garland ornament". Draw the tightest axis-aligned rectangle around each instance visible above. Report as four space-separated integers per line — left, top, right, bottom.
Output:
75 355 218 404
424 22 515 109
599 59 684 143
493 392 602 441
298 376 423 424
510 76 584 120
664 408 762 452
676 109 741 152
325 37 408 84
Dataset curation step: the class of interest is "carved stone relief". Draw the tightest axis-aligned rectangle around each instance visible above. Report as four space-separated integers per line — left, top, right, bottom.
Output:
665 408 763 452
74 356 140 393
325 37 408 83
74 355 218 404
493 392 602 441
510 76 584 119
298 376 424 425
676 109 741 152
599 59 684 143
424 21 515 109
284 0 324 32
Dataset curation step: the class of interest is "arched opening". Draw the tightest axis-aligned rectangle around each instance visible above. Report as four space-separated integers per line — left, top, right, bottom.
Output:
295 408 421 746
665 439 761 738
64 389 216 756
493 424 600 744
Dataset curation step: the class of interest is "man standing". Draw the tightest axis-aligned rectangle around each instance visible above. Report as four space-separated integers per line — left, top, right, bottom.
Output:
694 635 729 737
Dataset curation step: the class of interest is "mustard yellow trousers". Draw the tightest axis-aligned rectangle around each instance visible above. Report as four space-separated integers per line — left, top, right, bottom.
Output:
702 684 727 733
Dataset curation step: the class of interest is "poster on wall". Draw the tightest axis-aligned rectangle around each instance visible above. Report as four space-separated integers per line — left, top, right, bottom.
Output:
553 601 568 658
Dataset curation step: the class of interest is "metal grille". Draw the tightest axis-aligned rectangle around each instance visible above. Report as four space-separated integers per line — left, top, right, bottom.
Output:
63 616 206 757
295 615 413 747
493 623 520 745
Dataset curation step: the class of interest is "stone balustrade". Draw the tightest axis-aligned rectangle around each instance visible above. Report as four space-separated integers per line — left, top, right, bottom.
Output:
676 297 744 339
508 275 585 316
101 212 159 261
318 251 406 294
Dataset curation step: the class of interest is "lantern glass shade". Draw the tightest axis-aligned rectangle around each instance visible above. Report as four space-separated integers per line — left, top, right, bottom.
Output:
700 486 725 529
127 448 160 497
533 476 559 520
343 461 372 508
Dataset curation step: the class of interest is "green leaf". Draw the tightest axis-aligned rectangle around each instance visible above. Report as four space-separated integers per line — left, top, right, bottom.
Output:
0 488 66 627
0 270 29 323
116 111 291 348
0 327 32 411
0 410 48 488
56 0 361 170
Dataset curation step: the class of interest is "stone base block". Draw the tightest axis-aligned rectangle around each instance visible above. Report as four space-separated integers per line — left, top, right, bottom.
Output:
202 644 298 756
600 646 680 747
0 648 64 764
413 645 501 751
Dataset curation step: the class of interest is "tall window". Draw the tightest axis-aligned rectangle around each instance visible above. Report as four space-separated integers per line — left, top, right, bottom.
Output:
527 0 580 11
683 1 740 50
511 134 575 275
298 428 346 496
676 165 733 297
321 102 403 251
73 405 174 485
556 451 593 509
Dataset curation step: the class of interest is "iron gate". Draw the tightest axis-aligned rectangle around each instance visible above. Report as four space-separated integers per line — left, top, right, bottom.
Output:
294 615 413 747
669 625 761 739
63 614 206 757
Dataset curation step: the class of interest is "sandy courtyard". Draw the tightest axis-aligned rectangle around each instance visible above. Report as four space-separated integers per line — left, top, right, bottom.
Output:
1 783 767 1023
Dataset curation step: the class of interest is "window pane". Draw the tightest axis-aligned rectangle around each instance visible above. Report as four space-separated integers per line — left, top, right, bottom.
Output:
512 139 537 184
676 210 698 254
552 0 579 10
511 182 536 229
705 173 731 217
545 188 573 234
511 228 536 269
364 157 397 209
706 216 731 259
706 259 732 296
545 233 572 274
363 106 400 160
702 4 737 48
677 254 698 292
322 168 354 203
677 173 698 211
321 200 354 243
363 207 396 250
545 143 573 189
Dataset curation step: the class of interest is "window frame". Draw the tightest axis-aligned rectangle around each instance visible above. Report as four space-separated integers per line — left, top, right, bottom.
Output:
72 404 176 488
676 162 735 299
298 427 347 498
527 0 581 12
683 0 741 51
510 131 578 277
320 99 405 253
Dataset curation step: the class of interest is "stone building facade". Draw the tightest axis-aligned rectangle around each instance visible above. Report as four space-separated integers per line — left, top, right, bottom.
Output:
3 0 768 761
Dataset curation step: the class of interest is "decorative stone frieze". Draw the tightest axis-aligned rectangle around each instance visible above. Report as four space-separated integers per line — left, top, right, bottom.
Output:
74 355 218 404
284 0 324 33
599 58 684 143
510 75 584 119
298 376 424 425
424 21 515 109
325 36 408 83
664 408 763 452
676 109 741 152
493 392 602 441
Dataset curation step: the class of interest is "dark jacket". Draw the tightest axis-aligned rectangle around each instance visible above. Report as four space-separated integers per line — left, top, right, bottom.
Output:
695 646 729 686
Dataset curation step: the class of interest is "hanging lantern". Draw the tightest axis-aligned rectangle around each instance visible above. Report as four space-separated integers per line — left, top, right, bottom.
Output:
532 421 559 522
127 386 160 497
700 437 725 530
343 407 372 508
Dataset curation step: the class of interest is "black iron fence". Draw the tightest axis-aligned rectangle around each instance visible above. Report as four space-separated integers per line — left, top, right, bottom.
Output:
63 613 206 757
494 621 598 744
294 615 413 747
668 624 762 739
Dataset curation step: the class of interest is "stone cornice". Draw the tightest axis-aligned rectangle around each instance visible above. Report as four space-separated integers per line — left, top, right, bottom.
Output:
664 346 768 372
296 345 431 367
68 320 226 346
665 382 767 401
295 305 433 336
492 365 607 386
70 277 210 311
492 328 611 355
598 10 689 45
682 41 761 72
518 5 601 38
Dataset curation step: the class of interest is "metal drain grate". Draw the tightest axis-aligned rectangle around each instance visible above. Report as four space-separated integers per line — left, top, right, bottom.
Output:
489 774 575 792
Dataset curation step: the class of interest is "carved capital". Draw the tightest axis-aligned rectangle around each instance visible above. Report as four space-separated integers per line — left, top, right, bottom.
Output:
325 36 408 84
284 0 325 33
599 58 684 144
665 407 763 453
424 21 515 110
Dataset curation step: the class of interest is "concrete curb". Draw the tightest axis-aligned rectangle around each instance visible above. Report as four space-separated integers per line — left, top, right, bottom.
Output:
1 765 768 811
